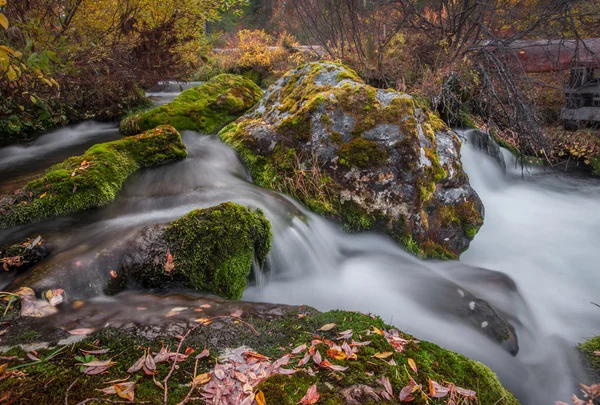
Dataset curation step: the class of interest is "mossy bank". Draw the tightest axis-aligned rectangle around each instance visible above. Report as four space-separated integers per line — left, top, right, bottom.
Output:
220 62 484 259
114 202 272 300
120 74 263 135
0 295 519 405
0 125 187 229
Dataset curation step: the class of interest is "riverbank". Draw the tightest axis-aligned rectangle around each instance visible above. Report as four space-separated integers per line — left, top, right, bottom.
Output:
0 293 518 404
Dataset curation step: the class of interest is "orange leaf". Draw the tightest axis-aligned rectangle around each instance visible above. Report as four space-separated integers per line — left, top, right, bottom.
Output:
114 382 135 402
255 390 267 405
110 270 117 279
326 348 347 361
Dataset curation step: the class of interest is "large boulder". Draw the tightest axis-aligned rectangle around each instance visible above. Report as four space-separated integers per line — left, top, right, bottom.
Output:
120 74 264 135
0 125 187 229
113 202 272 300
220 62 484 259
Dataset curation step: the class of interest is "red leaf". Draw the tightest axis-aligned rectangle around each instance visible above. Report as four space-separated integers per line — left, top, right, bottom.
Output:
298 384 320 404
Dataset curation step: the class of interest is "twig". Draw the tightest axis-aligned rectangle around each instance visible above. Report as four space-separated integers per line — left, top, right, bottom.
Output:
179 358 199 405
211 315 261 336
591 302 600 309
163 325 200 405
75 399 148 405
65 378 79 405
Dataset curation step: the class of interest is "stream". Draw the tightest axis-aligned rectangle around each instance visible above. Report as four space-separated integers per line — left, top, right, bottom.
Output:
1 84 600 404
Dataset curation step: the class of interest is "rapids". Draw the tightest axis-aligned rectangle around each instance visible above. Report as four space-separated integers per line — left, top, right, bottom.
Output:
1 86 599 404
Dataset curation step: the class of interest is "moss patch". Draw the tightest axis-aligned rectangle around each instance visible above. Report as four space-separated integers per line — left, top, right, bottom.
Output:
338 136 388 168
121 74 263 135
0 308 519 404
122 202 272 300
580 335 600 374
0 125 187 229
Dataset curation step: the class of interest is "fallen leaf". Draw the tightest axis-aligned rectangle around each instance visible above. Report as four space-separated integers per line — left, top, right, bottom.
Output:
291 344 307 355
326 348 347 361
195 318 212 325
372 352 393 359
68 328 95 336
399 385 415 402
80 349 109 356
39 192 47 199
378 376 393 396
195 348 210 360
193 372 211 385
80 360 115 367
110 270 117 279
255 390 266 405
184 347 195 356
298 384 320 404
312 350 322 366
231 309 244 318
408 358 418 373
429 379 450 398
128 354 146 373
114 381 135 402
98 386 117 395
245 352 270 361
318 323 336 331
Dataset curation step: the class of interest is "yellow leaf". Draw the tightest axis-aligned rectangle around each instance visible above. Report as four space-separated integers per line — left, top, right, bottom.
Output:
13 51 22 59
0 45 14 55
30 95 36 104
371 326 383 335
408 358 418 373
39 192 47 199
42 78 53 87
114 381 135 402
255 390 266 405
7 65 17 81
193 372 211 385
0 0 6 7
0 14 8 30
372 352 393 359
318 323 336 331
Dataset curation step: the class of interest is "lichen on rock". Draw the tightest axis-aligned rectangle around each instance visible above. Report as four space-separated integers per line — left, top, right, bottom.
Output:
0 125 187 229
120 74 264 135
115 202 272 299
220 62 484 259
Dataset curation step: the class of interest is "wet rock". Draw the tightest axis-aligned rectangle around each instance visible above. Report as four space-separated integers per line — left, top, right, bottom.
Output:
467 129 506 173
1 235 49 272
114 202 272 300
0 126 187 230
220 62 484 259
120 74 263 135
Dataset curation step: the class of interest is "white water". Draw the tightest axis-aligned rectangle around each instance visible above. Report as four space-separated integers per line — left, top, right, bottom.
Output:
1 123 599 403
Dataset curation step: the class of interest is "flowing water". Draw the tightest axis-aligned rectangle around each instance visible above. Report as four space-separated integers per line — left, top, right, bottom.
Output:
1 88 600 404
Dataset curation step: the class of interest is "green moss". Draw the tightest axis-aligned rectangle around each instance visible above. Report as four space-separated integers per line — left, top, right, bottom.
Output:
338 137 388 169
259 310 519 405
336 69 363 83
579 336 600 373
0 309 518 405
131 202 272 300
0 126 187 229
591 157 600 176
121 74 263 135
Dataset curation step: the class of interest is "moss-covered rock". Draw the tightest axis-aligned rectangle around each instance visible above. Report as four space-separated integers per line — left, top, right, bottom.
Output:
114 202 272 299
120 74 263 135
220 62 484 259
0 125 187 229
579 335 600 374
0 297 519 404
1 236 49 272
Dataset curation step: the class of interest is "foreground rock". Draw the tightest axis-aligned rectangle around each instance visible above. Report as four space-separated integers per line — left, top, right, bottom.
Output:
220 62 483 259
1 236 49 272
120 74 264 135
113 202 272 299
0 293 519 404
0 125 187 230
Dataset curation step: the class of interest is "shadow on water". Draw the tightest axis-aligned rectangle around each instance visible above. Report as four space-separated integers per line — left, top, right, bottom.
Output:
0 122 599 403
